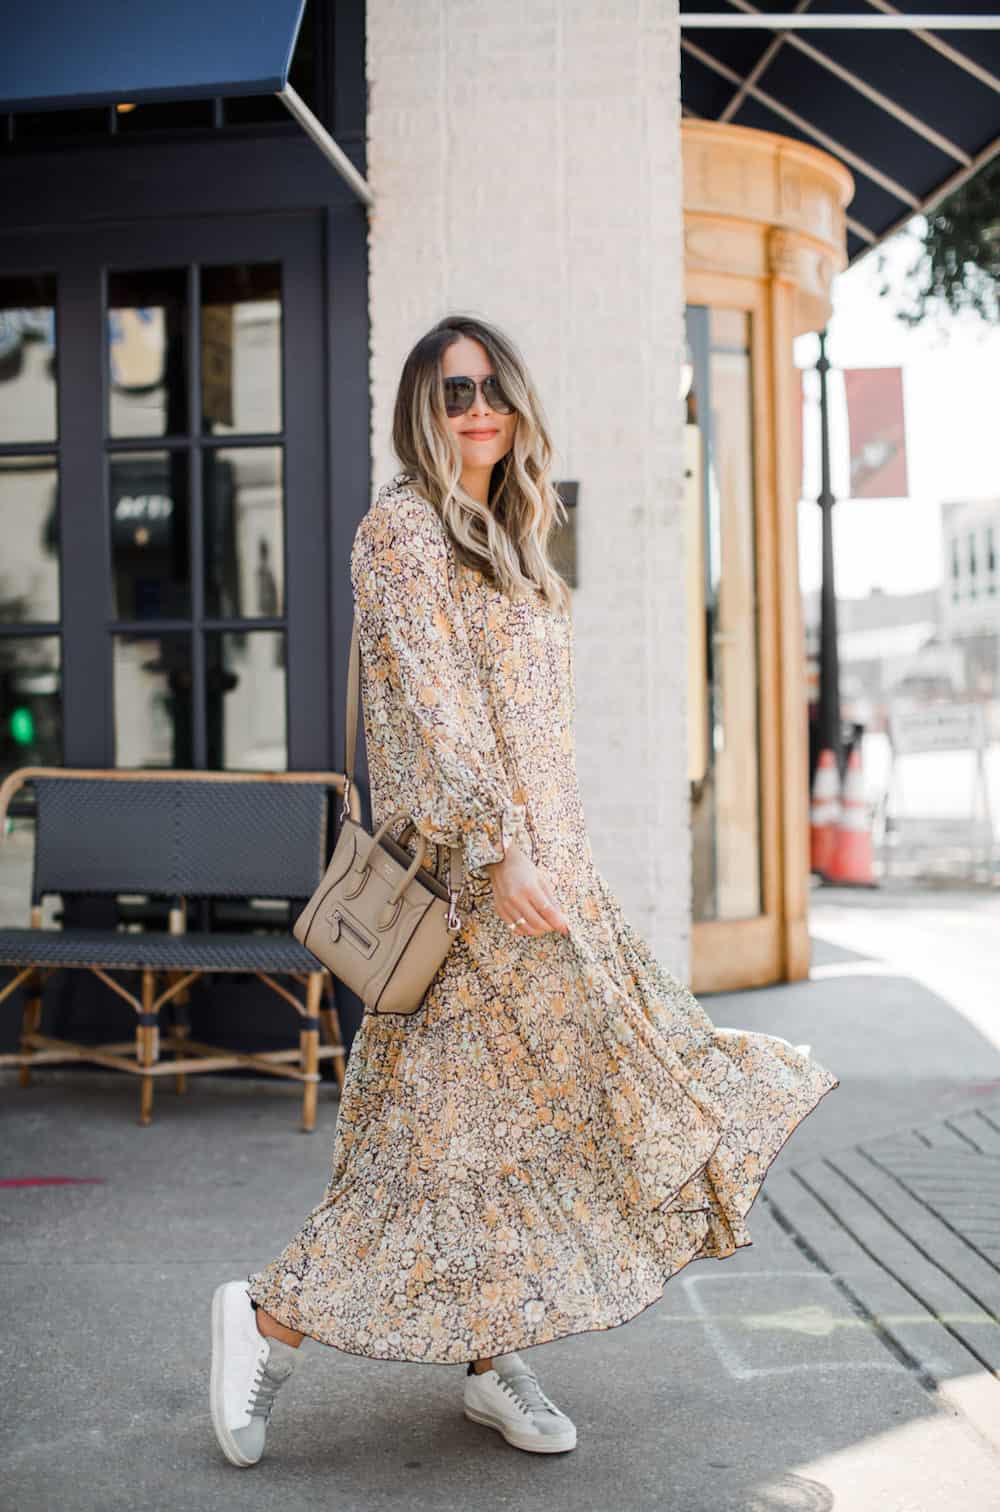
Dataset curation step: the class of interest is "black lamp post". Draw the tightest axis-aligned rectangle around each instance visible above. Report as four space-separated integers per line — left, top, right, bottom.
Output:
816 328 843 777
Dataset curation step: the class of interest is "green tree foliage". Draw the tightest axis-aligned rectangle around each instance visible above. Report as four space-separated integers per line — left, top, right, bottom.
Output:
877 152 1000 327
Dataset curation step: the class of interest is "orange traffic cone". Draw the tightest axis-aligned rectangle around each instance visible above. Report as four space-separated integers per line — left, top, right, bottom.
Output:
809 748 840 877
826 743 877 886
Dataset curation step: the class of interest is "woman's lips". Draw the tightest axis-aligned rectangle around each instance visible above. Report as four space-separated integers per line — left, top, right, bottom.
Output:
464 430 498 439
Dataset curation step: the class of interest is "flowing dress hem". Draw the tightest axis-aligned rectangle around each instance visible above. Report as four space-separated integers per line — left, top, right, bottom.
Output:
245 1068 839 1366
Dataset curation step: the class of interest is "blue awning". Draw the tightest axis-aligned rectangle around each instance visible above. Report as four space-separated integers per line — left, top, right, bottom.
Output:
3 0 310 111
1 0 373 205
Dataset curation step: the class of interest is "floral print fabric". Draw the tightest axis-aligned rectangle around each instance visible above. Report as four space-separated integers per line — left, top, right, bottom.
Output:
246 472 840 1364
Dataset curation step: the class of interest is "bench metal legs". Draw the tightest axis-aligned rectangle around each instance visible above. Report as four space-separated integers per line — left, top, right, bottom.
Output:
164 968 192 1096
300 970 323 1133
320 989 347 1095
138 968 159 1126
17 968 43 1089
1 964 348 1128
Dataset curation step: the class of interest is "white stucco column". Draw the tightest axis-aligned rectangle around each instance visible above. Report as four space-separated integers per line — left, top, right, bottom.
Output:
366 1 690 978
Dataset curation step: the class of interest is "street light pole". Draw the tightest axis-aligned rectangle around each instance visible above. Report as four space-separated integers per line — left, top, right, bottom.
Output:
817 328 843 775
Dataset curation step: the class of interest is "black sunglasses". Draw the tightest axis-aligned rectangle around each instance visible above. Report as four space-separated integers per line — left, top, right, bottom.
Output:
442 374 515 418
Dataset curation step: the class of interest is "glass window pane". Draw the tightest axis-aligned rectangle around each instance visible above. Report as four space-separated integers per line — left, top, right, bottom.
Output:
687 304 762 923
0 455 59 622
201 264 282 436
0 635 62 781
113 634 192 768
203 447 284 619
0 275 57 444
107 267 188 438
206 630 286 771
110 451 191 620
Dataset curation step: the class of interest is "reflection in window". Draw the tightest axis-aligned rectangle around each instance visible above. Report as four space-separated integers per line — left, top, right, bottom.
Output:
201 265 282 436
109 452 191 620
0 275 57 445
0 456 59 622
206 631 286 770
203 448 284 619
113 635 193 769
686 304 762 923
107 267 188 439
0 635 61 780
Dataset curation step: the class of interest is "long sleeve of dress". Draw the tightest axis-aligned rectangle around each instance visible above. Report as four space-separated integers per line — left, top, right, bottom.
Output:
349 489 533 882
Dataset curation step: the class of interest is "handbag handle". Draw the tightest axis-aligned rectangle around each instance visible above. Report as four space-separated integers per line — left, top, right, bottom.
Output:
341 613 466 900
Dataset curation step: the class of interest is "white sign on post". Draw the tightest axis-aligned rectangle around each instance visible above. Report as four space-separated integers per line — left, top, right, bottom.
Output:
889 700 985 756
885 697 993 880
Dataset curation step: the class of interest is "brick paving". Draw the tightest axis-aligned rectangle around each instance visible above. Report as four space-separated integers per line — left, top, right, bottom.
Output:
762 1092 1000 1453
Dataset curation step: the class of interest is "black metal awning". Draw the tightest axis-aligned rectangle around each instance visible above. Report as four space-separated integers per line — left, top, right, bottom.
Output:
680 4 1000 264
0 0 372 205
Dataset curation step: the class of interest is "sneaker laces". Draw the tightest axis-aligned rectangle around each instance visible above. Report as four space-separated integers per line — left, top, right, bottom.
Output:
495 1368 559 1419
246 1347 295 1423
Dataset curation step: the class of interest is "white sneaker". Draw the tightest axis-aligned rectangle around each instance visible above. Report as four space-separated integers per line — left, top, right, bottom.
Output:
210 1280 299 1467
463 1351 577 1453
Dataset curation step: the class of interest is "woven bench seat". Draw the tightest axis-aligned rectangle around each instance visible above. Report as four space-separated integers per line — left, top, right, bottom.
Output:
0 926 321 973
0 766 357 1129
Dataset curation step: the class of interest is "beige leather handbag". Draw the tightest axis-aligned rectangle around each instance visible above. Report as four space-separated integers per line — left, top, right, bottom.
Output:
292 614 466 1016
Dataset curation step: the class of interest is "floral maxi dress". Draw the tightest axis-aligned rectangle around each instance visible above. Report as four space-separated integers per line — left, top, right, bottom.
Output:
246 472 840 1365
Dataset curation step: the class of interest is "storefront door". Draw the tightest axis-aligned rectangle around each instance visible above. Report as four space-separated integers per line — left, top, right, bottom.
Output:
0 212 330 780
685 291 788 991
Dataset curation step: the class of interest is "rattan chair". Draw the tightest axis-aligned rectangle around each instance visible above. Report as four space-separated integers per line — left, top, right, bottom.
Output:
0 767 356 1130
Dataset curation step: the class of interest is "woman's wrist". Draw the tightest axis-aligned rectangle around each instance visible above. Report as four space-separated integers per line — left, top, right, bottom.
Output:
483 841 522 875
463 800 531 876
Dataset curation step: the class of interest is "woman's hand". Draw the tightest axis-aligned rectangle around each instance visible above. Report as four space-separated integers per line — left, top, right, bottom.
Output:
485 843 571 937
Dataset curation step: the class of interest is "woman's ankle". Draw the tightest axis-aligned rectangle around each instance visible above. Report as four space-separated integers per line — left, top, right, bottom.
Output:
254 1305 304 1348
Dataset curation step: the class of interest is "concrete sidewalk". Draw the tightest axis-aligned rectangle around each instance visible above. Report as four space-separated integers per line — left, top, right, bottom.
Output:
3 882 1000 1511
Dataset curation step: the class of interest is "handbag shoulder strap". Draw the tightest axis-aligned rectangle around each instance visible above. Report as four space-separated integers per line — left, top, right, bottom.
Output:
344 612 465 897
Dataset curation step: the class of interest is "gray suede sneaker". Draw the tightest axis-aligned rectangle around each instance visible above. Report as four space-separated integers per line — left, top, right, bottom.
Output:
210 1280 299 1467
463 1351 577 1453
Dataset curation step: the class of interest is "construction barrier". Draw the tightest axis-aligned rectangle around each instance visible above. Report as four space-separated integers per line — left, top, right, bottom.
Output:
809 747 840 877
825 743 877 887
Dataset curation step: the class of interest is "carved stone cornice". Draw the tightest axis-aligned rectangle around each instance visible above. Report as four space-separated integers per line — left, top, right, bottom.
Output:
767 227 798 280
682 120 853 333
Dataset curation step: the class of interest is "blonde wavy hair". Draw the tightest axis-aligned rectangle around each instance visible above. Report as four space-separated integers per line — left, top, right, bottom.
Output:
390 314 572 614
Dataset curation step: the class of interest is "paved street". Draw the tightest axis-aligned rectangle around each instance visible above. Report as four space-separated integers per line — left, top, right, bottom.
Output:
3 880 1000 1510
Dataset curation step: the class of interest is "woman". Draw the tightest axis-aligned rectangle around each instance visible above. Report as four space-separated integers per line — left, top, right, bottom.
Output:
210 314 840 1468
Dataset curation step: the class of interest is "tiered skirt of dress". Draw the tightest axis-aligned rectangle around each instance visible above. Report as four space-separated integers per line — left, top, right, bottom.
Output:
246 475 840 1364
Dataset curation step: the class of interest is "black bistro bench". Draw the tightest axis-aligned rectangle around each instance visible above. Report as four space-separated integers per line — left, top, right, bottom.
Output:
0 767 353 1130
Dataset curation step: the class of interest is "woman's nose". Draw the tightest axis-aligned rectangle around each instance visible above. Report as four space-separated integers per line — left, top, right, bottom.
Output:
470 381 493 415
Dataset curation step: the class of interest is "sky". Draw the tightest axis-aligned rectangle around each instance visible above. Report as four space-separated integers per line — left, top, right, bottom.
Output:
794 217 1000 601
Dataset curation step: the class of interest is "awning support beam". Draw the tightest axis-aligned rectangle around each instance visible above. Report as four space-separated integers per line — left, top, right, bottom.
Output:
277 83 374 208
723 0 977 163
680 13 1000 27
683 37 923 210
